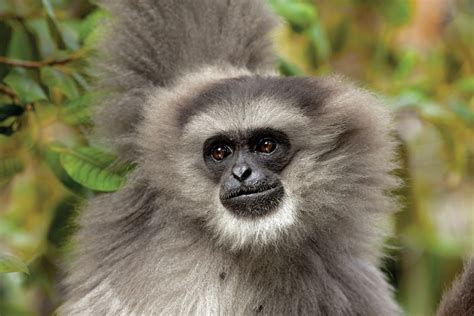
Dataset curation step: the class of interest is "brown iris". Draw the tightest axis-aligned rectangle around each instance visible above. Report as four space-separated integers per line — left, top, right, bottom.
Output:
256 138 277 154
210 145 232 161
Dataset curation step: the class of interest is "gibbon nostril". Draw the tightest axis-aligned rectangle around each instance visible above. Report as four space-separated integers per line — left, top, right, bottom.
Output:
241 168 251 180
232 164 252 181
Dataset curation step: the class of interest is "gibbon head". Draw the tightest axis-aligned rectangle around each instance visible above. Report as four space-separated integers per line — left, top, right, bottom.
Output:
135 67 398 252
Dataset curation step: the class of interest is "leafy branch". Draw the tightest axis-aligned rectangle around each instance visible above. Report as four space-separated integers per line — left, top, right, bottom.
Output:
0 55 77 69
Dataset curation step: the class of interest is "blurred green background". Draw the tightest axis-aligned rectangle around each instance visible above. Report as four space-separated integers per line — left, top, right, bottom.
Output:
0 0 472 315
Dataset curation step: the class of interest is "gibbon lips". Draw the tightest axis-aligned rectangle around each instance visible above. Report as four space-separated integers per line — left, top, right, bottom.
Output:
223 184 279 199
220 184 285 217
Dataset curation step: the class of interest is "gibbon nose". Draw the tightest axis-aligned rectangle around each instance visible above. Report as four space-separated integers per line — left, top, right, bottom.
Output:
232 163 252 182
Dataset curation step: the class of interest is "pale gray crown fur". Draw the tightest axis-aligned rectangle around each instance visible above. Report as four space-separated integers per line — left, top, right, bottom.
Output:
60 0 403 315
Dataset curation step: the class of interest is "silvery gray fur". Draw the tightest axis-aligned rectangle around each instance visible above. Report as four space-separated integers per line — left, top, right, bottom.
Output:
60 0 402 314
437 259 474 316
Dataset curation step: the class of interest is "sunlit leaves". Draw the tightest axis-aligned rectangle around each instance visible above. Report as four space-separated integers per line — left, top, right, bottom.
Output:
0 0 115 313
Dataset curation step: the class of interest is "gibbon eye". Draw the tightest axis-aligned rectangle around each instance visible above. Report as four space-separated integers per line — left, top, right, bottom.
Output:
256 138 277 154
210 144 232 161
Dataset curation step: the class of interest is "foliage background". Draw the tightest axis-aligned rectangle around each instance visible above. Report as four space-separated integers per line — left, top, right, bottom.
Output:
0 0 472 315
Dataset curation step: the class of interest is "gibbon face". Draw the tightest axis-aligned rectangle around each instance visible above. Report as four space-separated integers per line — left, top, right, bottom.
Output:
204 127 290 218
137 69 396 252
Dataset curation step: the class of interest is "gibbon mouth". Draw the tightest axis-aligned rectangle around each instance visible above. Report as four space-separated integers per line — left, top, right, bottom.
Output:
222 184 279 200
220 184 285 217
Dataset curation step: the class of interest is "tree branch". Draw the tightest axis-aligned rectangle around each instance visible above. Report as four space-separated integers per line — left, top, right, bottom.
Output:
0 83 17 100
0 56 76 68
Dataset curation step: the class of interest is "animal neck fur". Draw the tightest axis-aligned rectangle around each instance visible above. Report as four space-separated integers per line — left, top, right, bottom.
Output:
64 185 398 315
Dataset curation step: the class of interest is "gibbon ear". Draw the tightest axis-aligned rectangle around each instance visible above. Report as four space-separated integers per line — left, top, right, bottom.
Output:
308 76 396 162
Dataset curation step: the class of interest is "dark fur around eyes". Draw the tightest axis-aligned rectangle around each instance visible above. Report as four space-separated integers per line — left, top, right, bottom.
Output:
203 128 292 179
203 128 290 154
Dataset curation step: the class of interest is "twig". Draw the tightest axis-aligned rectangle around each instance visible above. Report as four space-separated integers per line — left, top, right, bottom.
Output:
0 56 76 68
0 83 17 101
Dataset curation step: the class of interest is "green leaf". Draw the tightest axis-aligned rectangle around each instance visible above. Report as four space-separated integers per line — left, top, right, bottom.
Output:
72 72 91 91
41 67 80 100
0 104 24 122
60 93 93 125
269 1 317 29
79 9 109 42
42 144 88 195
59 146 128 192
47 196 80 249
0 156 24 178
306 22 330 62
3 68 47 103
6 21 33 60
278 58 304 76
58 21 80 51
0 253 29 274
25 18 57 59
41 0 56 19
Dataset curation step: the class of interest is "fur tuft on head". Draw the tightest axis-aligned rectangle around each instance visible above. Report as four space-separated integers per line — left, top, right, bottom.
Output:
93 0 279 161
